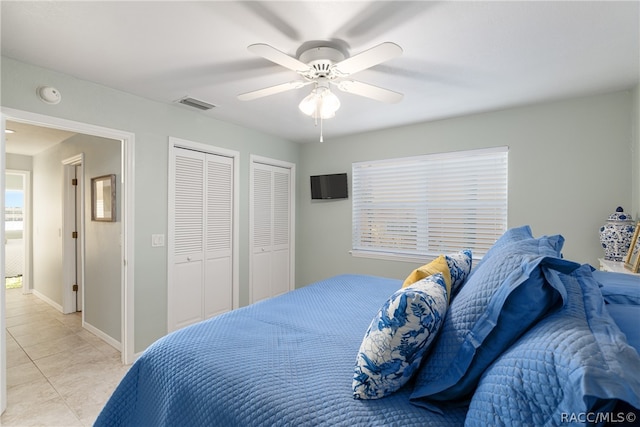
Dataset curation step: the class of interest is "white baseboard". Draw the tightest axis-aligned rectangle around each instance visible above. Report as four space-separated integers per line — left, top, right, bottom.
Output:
82 321 122 352
32 289 63 313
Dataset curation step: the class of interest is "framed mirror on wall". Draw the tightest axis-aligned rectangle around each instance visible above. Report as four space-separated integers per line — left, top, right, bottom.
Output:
91 174 116 222
624 222 640 273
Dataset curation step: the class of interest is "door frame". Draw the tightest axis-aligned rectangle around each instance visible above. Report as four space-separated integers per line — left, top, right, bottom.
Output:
249 155 296 303
167 136 240 332
5 169 31 295
62 154 85 314
0 108 136 375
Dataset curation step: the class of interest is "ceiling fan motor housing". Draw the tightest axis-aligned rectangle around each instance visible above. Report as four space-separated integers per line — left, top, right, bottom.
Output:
299 47 345 78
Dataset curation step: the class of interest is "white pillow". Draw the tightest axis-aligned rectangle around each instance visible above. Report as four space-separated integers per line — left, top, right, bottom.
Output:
446 249 473 297
352 274 449 399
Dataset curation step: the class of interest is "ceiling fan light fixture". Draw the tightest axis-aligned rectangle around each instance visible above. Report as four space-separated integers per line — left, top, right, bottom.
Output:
242 41 403 142
298 85 340 120
298 89 318 116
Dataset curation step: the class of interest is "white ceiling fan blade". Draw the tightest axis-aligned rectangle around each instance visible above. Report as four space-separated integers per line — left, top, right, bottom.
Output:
336 80 403 103
333 42 402 76
238 81 310 101
247 43 311 73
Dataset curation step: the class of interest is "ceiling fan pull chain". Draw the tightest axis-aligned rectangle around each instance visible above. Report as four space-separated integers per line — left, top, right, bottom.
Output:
320 117 324 143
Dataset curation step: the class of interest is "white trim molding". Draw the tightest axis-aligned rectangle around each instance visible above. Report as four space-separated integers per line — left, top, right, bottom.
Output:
1 107 136 366
249 154 296 302
167 136 241 321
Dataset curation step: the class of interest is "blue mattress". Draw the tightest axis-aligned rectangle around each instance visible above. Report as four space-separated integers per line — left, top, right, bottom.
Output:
606 304 640 353
95 274 468 426
592 270 640 305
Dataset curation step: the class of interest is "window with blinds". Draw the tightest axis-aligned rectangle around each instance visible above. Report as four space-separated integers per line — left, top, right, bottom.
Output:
351 146 508 261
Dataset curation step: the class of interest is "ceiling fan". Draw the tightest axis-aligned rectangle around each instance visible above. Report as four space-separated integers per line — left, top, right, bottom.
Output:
238 41 403 140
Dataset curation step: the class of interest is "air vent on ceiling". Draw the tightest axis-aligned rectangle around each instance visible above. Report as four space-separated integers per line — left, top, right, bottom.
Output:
177 97 216 111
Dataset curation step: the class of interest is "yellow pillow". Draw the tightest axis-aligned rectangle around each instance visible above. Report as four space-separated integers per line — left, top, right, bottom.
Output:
402 255 452 300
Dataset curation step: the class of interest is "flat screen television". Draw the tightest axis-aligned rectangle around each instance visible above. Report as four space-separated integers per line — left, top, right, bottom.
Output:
310 173 348 200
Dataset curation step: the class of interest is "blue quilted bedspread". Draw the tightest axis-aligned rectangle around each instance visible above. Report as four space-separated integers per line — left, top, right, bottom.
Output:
95 274 467 426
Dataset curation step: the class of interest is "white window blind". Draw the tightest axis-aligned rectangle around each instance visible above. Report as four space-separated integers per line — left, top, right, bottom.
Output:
352 147 508 261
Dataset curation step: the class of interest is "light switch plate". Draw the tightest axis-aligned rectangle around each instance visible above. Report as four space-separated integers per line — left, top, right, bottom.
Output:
151 234 165 247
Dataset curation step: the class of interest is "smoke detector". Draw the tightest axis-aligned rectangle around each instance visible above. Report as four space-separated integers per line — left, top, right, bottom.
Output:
37 86 62 104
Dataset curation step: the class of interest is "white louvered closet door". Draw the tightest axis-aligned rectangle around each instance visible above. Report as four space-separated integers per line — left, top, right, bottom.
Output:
170 147 233 332
204 155 233 319
250 162 291 303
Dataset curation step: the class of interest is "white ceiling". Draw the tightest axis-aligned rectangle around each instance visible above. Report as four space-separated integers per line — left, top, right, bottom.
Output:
1 1 639 144
5 120 76 156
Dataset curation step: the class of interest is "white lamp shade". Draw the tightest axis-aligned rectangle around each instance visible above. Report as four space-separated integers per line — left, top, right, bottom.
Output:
320 90 340 117
298 86 340 119
298 90 318 116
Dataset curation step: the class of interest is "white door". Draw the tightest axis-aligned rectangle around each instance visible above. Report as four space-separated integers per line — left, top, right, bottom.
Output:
169 147 234 332
62 155 85 315
203 155 233 319
250 159 294 303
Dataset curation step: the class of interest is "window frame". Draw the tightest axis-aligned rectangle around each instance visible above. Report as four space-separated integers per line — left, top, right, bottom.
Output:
351 146 508 262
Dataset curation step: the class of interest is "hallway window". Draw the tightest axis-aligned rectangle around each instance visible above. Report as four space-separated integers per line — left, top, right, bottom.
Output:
5 188 24 288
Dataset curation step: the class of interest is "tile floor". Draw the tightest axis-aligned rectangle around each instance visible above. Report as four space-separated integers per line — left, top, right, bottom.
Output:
1 288 130 426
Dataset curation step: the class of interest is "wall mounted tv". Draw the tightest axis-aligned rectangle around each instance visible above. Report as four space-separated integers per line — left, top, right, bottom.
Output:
310 173 348 200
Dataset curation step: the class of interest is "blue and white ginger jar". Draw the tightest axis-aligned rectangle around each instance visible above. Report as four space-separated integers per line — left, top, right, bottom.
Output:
599 207 635 261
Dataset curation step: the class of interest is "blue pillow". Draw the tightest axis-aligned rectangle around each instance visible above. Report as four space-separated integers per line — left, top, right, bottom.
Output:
467 225 533 278
410 226 580 408
353 274 449 399
465 265 640 426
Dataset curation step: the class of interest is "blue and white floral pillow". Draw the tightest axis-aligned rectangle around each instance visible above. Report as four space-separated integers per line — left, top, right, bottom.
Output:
446 249 472 297
353 274 449 399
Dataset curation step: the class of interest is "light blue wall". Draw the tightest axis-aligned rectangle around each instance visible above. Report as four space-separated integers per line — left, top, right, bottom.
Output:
1 57 301 352
2 56 637 352
30 134 122 343
71 134 122 341
296 90 635 287
5 153 32 172
30 147 63 304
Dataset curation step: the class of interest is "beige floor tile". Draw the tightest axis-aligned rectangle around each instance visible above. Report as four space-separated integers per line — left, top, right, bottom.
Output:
6 344 31 368
22 333 90 361
33 344 105 378
2 288 127 427
5 303 51 318
50 358 128 395
5 310 57 328
55 312 83 332
6 361 44 388
74 401 108 427
0 396 83 427
5 306 35 318
5 377 59 409
76 329 121 357
8 319 69 338
9 323 75 348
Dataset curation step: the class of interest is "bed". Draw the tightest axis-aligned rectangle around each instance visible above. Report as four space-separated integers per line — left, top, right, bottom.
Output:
96 226 640 426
